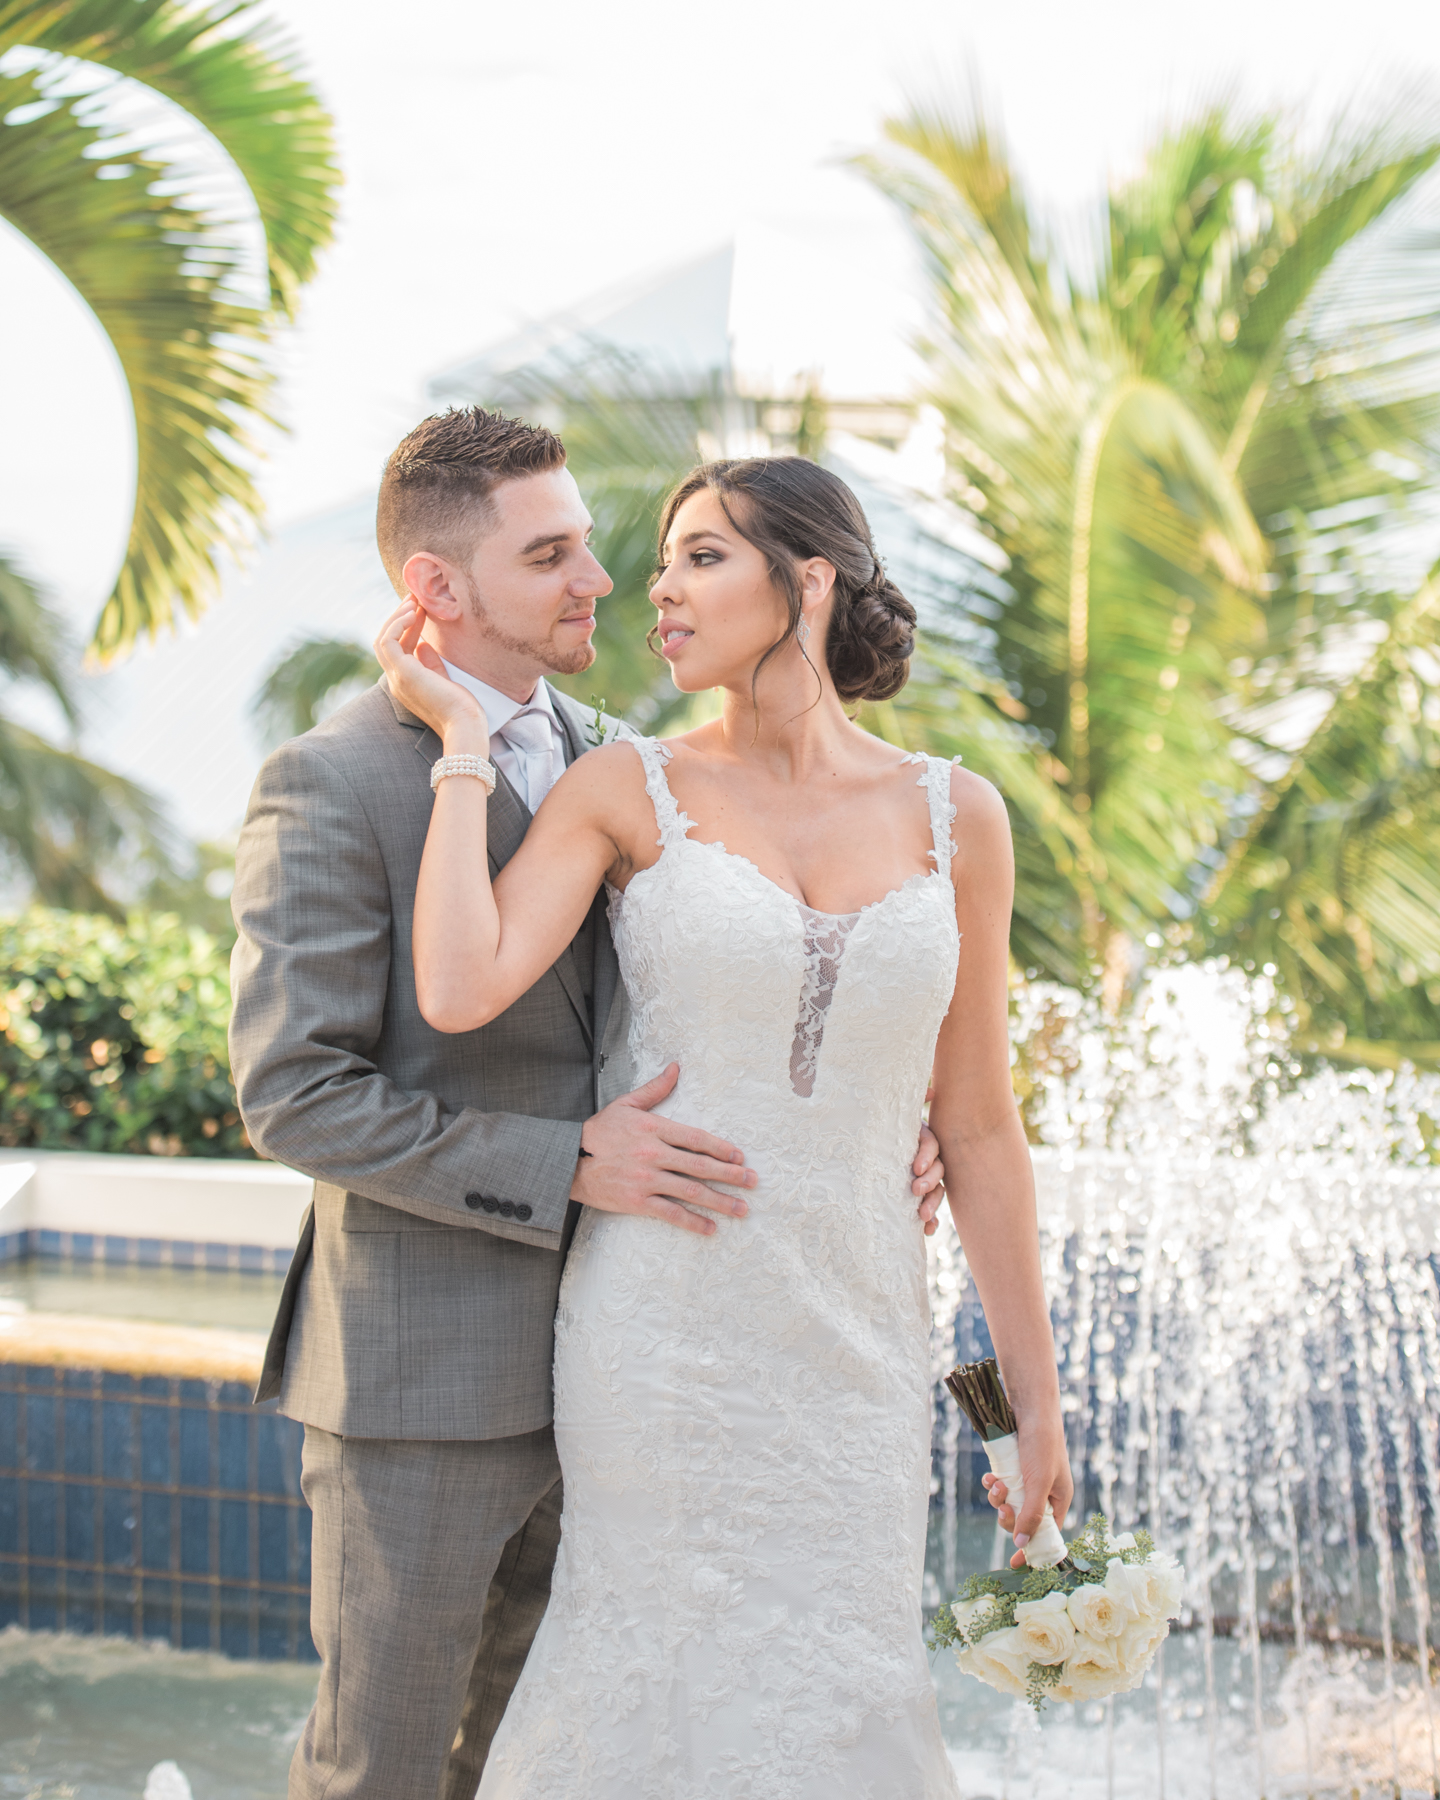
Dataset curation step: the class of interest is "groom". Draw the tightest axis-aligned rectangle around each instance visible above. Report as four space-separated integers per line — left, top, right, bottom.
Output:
229 405 946 1799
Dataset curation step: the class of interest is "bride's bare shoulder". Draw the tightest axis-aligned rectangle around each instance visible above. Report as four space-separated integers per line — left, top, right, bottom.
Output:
548 737 651 809
946 763 1013 888
947 762 1008 830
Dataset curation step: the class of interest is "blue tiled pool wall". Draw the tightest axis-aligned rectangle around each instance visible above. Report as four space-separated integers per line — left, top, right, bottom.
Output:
0 1227 294 1274
0 1362 315 1661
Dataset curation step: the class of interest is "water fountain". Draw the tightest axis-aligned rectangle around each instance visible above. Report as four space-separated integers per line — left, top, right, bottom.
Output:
926 962 1440 1798
2 959 1436 1795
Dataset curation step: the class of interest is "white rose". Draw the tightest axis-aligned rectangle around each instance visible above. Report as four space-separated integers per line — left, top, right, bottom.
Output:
1051 1630 1143 1702
1050 1662 1115 1702
1102 1557 1151 1621
1067 1582 1128 1639
1107 1530 1137 1552
1013 1591 1076 1666
1117 1616 1170 1668
957 1625 1032 1699
1069 1631 1122 1673
1059 1654 1150 1701
1146 1556 1185 1619
1112 1553 1184 1622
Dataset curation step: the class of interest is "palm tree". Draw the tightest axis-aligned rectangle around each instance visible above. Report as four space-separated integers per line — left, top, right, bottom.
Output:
861 92 1440 1057
0 550 167 910
0 1 337 908
0 0 339 655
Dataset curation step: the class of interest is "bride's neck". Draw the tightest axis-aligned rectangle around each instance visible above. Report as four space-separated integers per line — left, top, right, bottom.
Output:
712 657 857 775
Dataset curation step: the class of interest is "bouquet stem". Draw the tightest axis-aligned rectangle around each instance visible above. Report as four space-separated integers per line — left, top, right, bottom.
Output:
945 1359 1069 1569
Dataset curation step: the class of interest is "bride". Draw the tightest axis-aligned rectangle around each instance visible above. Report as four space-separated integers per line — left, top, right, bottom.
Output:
376 455 1071 1798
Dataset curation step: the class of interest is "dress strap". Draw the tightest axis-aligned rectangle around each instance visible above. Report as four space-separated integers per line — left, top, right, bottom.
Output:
629 737 694 850
906 752 961 875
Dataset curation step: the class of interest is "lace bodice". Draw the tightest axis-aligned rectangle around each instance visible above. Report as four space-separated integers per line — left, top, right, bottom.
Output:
611 737 960 1147
479 740 964 1800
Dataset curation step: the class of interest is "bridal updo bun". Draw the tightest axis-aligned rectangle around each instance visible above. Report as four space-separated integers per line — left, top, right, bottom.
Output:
656 457 918 704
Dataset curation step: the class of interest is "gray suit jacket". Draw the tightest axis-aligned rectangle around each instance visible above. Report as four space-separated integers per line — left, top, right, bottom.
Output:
229 678 634 1439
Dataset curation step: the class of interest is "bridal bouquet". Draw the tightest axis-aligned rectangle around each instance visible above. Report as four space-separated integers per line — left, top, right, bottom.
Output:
932 1359 1183 1711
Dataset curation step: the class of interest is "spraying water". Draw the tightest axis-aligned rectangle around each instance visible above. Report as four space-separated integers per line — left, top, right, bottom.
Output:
927 961 1440 1798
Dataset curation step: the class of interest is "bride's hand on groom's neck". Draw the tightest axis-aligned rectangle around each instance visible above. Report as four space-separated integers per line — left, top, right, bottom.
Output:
572 1063 756 1237
374 597 490 748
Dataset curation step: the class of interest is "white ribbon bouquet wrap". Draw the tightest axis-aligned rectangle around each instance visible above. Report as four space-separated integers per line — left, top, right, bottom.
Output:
980 1429 1069 1568
935 1359 1185 1711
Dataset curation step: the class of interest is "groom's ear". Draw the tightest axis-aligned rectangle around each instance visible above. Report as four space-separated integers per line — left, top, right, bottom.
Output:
402 550 468 622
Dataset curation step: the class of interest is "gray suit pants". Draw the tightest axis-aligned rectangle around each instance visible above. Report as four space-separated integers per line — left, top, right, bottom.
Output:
290 1425 562 1800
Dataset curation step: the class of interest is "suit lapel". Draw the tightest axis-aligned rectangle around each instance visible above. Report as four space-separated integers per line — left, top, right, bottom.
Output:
543 688 597 1042
550 688 623 1056
484 766 532 876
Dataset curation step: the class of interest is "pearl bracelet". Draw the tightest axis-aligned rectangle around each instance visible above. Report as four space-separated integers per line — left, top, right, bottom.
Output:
430 753 497 795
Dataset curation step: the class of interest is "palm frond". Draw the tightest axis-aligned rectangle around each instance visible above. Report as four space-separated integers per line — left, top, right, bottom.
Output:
876 96 1066 345
865 115 1274 947
0 0 339 315
1104 103 1273 380
0 544 76 721
0 722 172 914
0 1 339 653
251 636 378 747
865 85 1440 1028
1205 563 1440 1046
897 645 1096 984
1215 129 1440 483
0 550 172 908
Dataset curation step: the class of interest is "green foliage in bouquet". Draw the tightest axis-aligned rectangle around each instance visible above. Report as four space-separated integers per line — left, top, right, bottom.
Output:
930 1515 1156 1646
931 1515 1165 1711
0 908 250 1158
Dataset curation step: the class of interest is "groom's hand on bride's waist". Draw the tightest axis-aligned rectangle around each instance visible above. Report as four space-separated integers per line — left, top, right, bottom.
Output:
571 1063 755 1236
911 1111 945 1237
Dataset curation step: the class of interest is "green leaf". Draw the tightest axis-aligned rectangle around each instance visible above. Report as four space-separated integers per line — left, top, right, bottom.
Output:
0 1 339 653
0 550 171 909
252 636 380 746
1 0 340 315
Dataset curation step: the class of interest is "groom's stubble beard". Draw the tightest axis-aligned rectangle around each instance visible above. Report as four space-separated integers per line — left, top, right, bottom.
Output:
466 587 596 677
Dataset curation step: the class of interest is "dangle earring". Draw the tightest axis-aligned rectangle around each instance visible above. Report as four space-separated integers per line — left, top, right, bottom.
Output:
796 615 812 650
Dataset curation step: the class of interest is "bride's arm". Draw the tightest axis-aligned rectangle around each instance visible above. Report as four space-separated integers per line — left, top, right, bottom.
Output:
376 601 626 1035
928 768 1073 1563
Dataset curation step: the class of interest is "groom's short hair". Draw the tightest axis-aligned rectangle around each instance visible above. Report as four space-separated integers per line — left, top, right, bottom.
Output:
376 406 567 589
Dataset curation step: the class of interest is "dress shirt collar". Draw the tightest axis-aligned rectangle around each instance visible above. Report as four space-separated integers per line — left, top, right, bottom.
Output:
441 662 561 739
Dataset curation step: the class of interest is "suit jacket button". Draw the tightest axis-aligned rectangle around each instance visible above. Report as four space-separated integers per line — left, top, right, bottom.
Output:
514 1203 533 1222
498 1200 516 1218
464 1192 482 1210
598 1052 608 1071
482 1196 500 1213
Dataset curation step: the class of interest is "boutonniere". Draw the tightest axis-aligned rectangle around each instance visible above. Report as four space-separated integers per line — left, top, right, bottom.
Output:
585 696 608 748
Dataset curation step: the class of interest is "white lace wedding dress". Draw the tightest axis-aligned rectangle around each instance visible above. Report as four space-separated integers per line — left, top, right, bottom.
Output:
478 739 964 1799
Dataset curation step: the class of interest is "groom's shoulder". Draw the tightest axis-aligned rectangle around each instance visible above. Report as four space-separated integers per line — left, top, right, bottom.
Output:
256 680 418 793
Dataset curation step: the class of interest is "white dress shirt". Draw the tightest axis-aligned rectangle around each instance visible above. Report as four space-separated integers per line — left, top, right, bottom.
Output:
441 662 567 813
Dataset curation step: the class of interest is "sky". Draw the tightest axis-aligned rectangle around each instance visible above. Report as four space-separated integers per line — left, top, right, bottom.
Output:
1 0 1437 655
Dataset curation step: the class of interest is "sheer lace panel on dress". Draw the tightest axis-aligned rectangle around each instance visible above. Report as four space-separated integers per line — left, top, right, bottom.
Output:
789 903 859 1099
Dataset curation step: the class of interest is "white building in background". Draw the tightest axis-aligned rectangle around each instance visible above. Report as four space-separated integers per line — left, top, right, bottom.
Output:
75 247 1004 848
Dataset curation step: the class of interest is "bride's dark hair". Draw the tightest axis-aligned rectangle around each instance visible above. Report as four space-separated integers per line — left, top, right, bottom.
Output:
652 458 917 704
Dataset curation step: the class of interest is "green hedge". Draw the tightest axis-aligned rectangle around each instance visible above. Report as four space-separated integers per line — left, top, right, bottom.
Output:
0 908 251 1158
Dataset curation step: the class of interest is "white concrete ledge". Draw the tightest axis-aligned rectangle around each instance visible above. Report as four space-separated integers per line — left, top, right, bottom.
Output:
0 1309 266 1382
0 1149 310 1251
